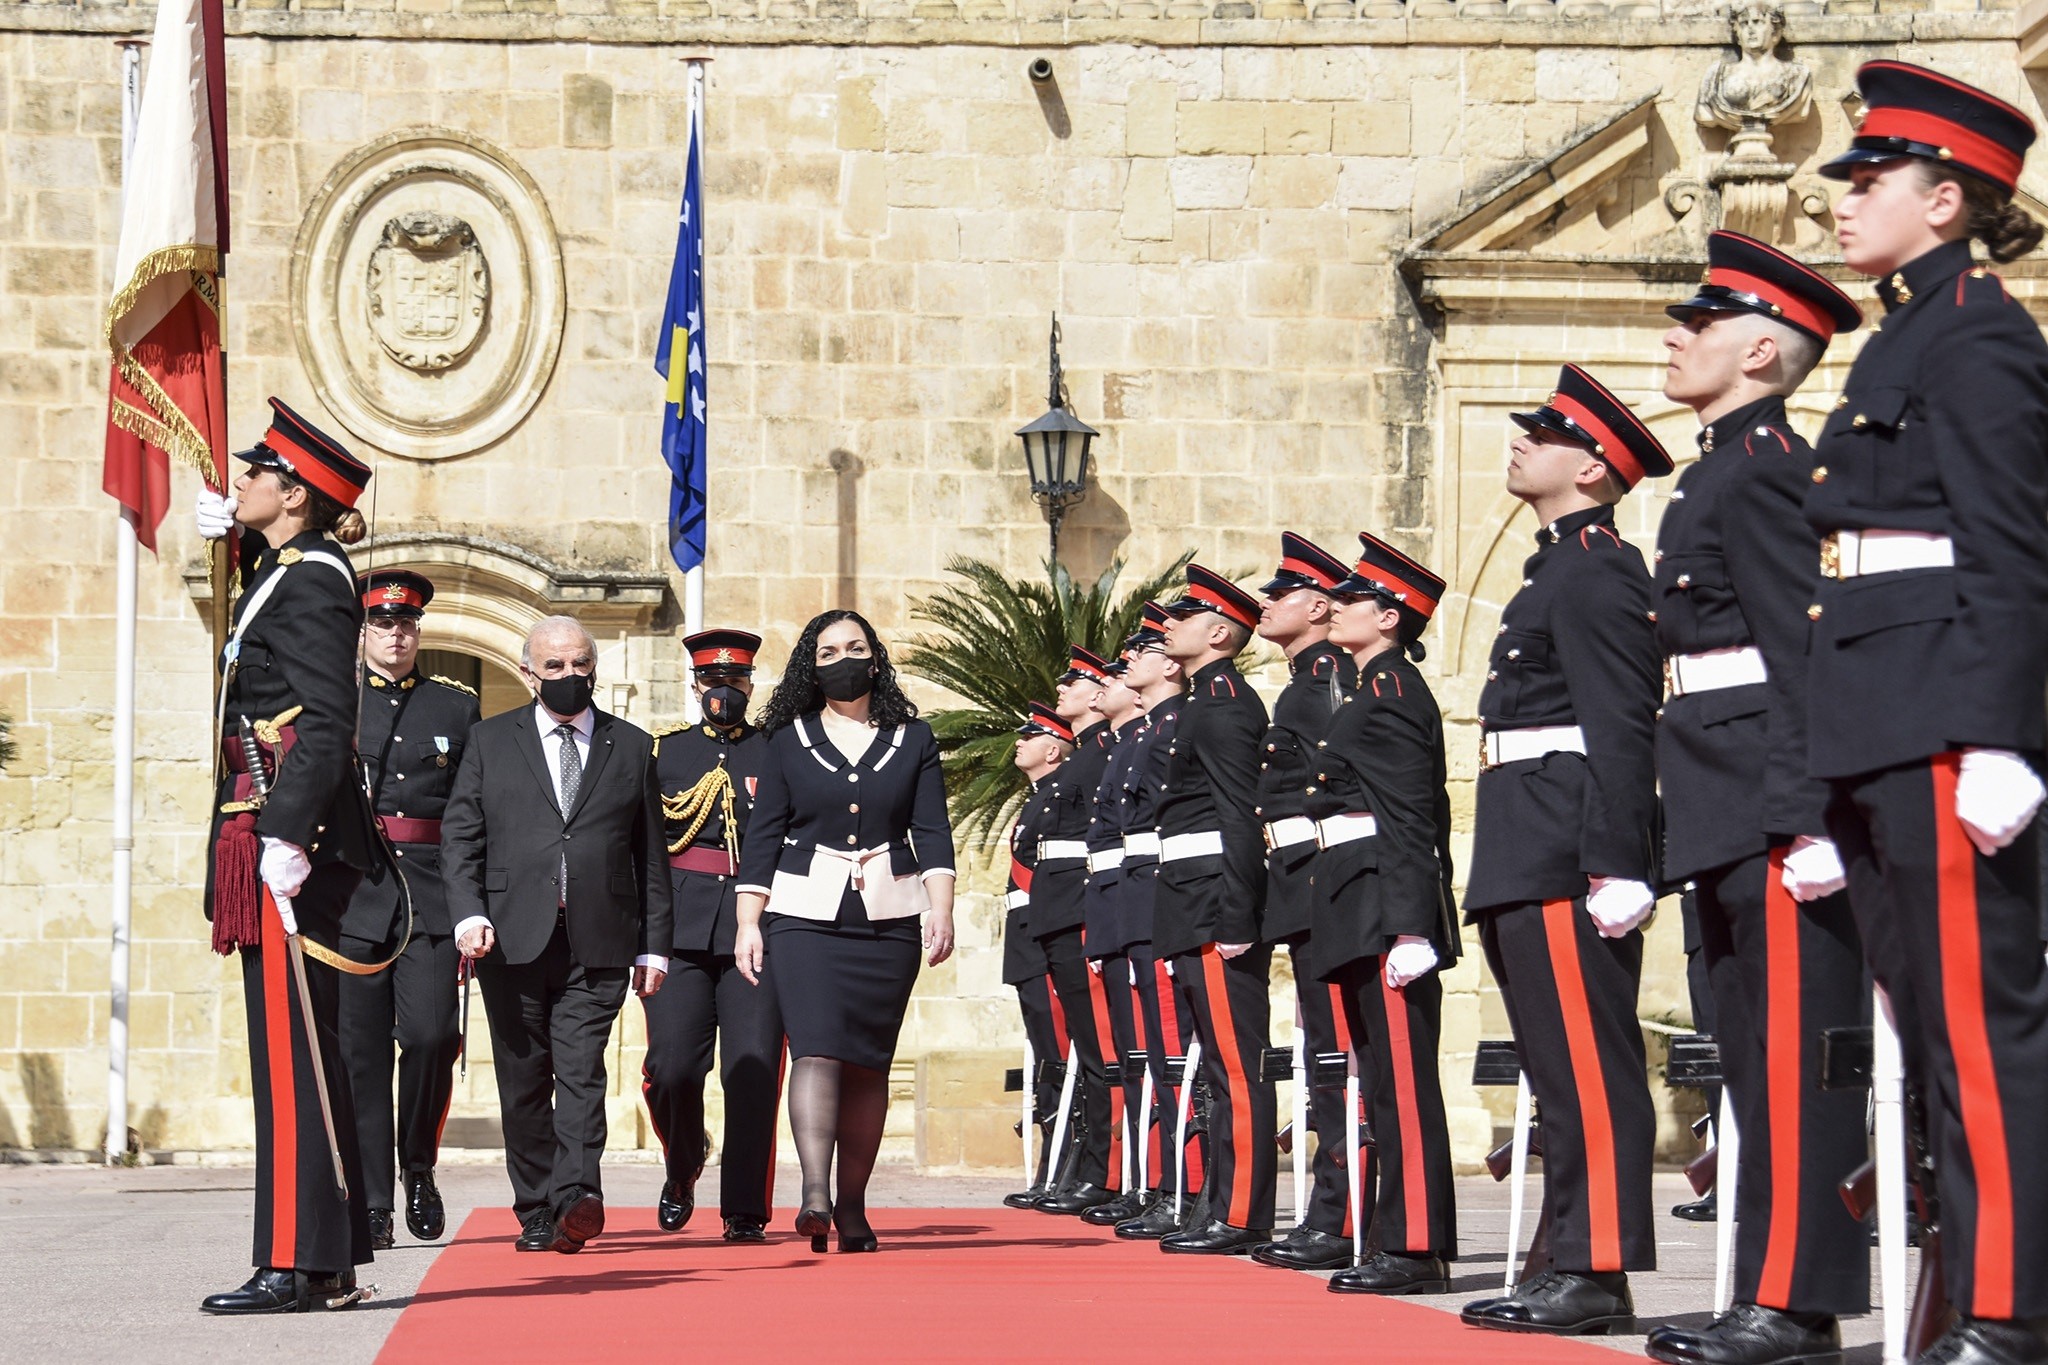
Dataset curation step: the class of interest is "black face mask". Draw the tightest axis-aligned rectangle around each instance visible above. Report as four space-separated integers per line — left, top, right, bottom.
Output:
537 671 595 717
816 656 876 703
702 684 749 727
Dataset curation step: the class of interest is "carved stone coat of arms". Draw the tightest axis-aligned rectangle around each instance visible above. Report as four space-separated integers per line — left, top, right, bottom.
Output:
366 211 490 371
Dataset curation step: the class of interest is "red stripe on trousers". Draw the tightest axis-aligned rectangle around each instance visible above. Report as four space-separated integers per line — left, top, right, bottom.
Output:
1201 947 1255 1227
1155 960 1202 1191
1541 897 1622 1271
1378 971 1429 1251
1931 755 2016 1318
262 888 299 1268
1046 973 1070 1054
1082 950 1124 1190
1328 982 1357 1237
1758 847 1803 1307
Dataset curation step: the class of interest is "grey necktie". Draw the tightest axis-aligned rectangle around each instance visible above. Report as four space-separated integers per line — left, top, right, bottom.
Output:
556 723 581 907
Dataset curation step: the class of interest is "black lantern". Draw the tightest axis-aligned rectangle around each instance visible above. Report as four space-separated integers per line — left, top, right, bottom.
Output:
1016 312 1097 562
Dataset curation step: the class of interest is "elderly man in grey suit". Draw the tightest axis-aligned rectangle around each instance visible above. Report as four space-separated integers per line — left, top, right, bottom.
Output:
443 615 671 1254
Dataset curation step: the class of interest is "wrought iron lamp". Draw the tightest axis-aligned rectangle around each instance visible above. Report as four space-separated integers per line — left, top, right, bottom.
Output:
1015 313 1097 562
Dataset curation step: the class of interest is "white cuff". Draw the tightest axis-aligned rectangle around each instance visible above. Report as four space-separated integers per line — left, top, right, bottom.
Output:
454 915 492 942
635 954 669 973
735 883 771 898
919 867 957 885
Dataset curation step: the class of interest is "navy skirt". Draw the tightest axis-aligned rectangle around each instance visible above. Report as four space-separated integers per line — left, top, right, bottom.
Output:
764 886 921 1071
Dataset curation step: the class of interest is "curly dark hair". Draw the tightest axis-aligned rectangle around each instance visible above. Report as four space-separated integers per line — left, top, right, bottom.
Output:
759 609 921 734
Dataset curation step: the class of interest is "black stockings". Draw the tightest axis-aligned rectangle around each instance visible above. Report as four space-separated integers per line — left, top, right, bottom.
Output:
788 1056 890 1236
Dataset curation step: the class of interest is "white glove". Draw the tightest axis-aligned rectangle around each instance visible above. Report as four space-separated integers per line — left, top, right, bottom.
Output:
1956 748 2046 857
195 486 238 540
1384 935 1439 989
1781 835 1848 903
259 836 311 911
1586 876 1655 939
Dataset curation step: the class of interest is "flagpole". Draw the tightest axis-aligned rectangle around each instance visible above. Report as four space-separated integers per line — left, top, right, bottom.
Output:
681 55 708 723
106 33 148 1167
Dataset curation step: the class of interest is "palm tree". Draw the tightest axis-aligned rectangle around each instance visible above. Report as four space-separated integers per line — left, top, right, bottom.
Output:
899 554 1192 848
0 710 14 771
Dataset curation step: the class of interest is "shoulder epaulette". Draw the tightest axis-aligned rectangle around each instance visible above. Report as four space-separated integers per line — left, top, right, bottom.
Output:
1310 653 1335 678
1956 265 2012 306
1207 671 1239 698
429 674 479 697
651 721 690 738
1575 524 1625 552
1740 426 1794 458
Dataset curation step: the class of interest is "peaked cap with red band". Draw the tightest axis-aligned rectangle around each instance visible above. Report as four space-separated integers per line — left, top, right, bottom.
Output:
1822 60 2035 196
1059 644 1112 685
1333 532 1446 629
236 397 371 510
684 628 762 672
1667 231 1864 345
1509 364 1674 490
1165 562 1261 633
357 568 435 618
1017 701 1076 744
1258 531 1350 596
1124 600 1171 651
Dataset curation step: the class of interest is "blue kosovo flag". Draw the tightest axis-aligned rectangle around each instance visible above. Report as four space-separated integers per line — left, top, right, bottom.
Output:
655 116 707 574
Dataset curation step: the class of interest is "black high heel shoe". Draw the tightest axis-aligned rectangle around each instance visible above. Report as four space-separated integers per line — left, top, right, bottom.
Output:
795 1199 833 1253
834 1213 879 1253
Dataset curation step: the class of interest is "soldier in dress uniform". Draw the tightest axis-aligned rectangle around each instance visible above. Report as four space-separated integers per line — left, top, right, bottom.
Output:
1113 605 1211 1242
1153 565 1275 1255
1003 703 1077 1209
1029 646 1124 1215
193 399 381 1314
641 629 786 1242
1244 532 1363 1273
337 569 480 1252
1642 233 1873 1365
1458 366 1671 1335
1805 63 2048 1365
1313 533 1460 1296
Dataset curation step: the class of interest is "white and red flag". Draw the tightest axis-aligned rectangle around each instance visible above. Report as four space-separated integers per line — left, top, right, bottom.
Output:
102 0 229 552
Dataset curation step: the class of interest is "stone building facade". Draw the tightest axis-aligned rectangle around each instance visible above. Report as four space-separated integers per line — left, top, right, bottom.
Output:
1 0 2042 1168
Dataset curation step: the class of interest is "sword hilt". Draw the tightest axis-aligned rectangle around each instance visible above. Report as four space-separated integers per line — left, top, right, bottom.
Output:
237 717 271 806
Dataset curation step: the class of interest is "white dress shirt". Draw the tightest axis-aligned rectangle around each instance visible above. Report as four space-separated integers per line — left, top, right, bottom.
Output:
455 702 666 975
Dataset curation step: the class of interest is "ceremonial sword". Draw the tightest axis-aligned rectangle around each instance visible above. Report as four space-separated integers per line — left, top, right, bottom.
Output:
239 717 350 1202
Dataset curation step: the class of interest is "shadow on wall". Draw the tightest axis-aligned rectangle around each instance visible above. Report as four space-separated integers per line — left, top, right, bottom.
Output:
22 1054 73 1149
1046 482 1132 585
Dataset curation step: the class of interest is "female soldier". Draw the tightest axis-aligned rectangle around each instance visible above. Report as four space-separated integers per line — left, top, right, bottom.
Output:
733 611 957 1252
1806 61 2048 1364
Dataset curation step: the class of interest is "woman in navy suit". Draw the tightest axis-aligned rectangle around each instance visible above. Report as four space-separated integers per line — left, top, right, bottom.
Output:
735 611 957 1252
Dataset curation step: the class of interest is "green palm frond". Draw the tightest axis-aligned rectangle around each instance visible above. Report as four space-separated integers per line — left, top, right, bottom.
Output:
0 710 14 771
900 554 1192 849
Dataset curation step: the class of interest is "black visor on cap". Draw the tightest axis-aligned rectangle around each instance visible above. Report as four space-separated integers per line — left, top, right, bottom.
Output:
1258 570 1321 597
1508 407 1594 448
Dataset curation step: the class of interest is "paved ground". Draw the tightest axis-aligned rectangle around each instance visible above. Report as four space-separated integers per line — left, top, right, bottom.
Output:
1 1160 1895 1362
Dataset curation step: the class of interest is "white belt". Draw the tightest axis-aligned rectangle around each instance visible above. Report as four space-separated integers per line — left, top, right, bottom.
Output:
1038 839 1088 864
1665 646 1768 699
1160 830 1224 863
1820 529 1954 580
1263 816 1318 852
1087 848 1126 874
1481 724 1587 771
1123 831 1161 858
1004 889 1030 911
1315 813 1378 847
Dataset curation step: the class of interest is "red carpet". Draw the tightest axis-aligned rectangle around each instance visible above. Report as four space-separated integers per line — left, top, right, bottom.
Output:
378 1207 1618 1363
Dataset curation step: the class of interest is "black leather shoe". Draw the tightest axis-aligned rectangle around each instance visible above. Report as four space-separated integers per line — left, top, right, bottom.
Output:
552 1190 605 1253
658 1180 694 1233
1916 1317 2048 1365
200 1269 360 1315
1330 1250 1451 1294
1646 1302 1841 1364
1460 1270 1635 1335
1115 1195 1182 1240
722 1216 767 1243
515 1210 556 1252
1082 1190 1150 1226
1036 1182 1117 1216
1003 1183 1049 1210
405 1170 445 1241
367 1208 396 1251
1252 1226 1355 1271
1160 1218 1272 1255
1672 1193 1718 1222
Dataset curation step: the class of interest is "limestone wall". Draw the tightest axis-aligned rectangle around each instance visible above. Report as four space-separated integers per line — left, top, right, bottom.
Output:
0 0 2036 1167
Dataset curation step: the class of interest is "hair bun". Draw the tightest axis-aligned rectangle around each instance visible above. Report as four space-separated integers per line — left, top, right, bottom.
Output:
332 508 368 545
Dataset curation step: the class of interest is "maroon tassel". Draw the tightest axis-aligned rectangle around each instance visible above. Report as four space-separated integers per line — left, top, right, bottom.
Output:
212 811 262 956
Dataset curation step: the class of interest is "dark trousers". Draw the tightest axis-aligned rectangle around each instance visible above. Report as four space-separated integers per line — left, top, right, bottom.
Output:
1174 942 1276 1231
1828 754 2048 1318
337 928 460 1211
1015 972 1066 1187
474 923 630 1220
1129 944 1204 1194
1331 954 1456 1256
639 949 787 1222
1694 851 1870 1314
1041 926 1115 1189
1289 942 1359 1236
1480 898 1657 1272
1680 887 1722 1141
242 863 371 1273
1097 948 1142 1189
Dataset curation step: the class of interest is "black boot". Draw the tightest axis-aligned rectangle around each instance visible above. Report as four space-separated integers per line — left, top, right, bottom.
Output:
200 1269 361 1315
1460 1270 1635 1335
1645 1302 1841 1364
1671 1192 1718 1223
1083 1189 1152 1226
367 1208 395 1251
1915 1317 2048 1365
1329 1250 1450 1294
1159 1218 1271 1255
657 1180 694 1232
514 1209 556 1252
405 1169 445 1241
721 1216 767 1243
1251 1226 1354 1271
1036 1182 1117 1216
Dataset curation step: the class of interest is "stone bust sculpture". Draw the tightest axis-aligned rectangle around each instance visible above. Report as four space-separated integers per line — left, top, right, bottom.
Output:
1696 0 1811 137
